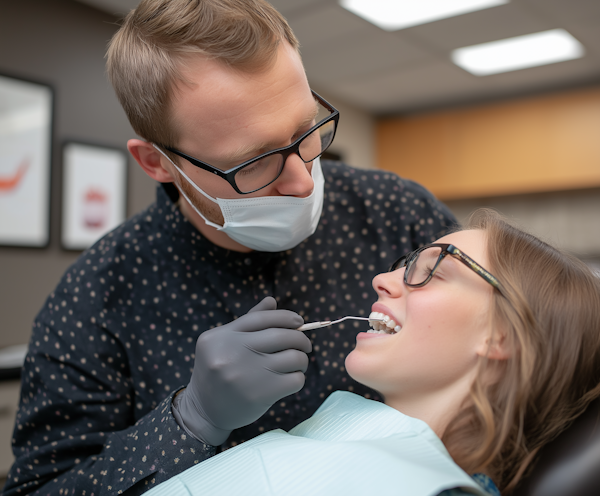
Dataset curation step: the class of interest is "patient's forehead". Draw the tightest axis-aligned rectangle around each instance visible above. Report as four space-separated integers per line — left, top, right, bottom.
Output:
436 230 488 268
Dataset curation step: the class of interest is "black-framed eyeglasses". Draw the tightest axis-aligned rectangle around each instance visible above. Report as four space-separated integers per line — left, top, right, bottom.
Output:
389 243 504 295
162 90 339 194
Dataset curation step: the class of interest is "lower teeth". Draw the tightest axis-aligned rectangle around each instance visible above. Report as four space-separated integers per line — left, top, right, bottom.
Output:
366 329 394 334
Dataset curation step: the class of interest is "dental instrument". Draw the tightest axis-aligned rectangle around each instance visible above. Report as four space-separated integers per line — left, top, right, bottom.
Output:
297 316 383 332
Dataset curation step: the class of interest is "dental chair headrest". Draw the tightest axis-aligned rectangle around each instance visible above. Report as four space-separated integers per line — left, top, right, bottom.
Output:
511 396 600 496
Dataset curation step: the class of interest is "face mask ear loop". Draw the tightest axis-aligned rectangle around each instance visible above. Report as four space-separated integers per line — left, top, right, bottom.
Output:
152 144 225 230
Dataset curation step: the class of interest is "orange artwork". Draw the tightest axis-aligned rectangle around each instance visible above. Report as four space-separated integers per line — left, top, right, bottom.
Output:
0 159 30 193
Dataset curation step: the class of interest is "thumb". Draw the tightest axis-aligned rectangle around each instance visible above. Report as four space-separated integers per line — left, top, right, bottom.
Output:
248 296 277 313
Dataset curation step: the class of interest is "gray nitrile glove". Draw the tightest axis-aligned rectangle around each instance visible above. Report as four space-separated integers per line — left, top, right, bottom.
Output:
172 297 311 446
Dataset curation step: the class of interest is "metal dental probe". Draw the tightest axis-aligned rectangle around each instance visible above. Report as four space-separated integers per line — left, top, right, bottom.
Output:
297 316 384 332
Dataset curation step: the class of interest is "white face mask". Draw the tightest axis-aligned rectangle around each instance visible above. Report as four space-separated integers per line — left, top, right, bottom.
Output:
154 145 324 252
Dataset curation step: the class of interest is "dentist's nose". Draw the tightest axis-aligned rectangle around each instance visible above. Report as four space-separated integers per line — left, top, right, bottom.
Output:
273 153 314 197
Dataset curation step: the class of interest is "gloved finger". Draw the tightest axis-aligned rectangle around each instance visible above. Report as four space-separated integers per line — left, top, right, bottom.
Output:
263 349 309 374
247 296 277 313
266 371 306 399
232 309 304 332
245 328 312 354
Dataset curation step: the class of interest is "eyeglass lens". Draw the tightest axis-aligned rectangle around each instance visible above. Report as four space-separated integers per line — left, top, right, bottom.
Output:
405 246 444 285
234 119 336 193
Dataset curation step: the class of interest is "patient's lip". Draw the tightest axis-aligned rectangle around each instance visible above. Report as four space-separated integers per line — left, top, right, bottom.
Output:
356 331 389 341
0 159 29 192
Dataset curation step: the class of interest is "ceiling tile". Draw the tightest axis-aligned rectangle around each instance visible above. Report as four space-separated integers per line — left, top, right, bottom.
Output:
323 53 600 115
268 0 327 18
400 2 555 52
565 22 600 61
478 56 600 94
302 27 432 84
327 60 484 113
285 3 369 50
524 0 600 25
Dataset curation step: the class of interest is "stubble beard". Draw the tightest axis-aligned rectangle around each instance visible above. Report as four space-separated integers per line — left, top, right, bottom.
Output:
175 174 225 227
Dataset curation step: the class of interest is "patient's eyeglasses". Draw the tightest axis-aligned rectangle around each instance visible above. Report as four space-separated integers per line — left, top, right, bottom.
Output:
389 243 504 294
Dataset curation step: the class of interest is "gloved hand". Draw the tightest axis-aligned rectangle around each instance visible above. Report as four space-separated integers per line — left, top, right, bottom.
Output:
172 296 311 446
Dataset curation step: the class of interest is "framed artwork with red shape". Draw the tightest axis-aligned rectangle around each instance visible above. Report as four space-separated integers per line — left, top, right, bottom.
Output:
61 142 127 251
0 73 53 247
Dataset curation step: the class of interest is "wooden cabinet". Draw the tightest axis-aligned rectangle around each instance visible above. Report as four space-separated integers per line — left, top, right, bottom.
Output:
377 87 600 200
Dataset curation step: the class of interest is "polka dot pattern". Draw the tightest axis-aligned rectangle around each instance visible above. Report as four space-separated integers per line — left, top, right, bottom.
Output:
4 162 456 495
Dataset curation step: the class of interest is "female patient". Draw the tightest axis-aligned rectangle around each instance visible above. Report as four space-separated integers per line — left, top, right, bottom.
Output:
147 209 600 496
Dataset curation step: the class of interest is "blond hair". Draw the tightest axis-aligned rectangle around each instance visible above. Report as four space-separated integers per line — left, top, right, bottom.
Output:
442 209 600 492
106 0 299 152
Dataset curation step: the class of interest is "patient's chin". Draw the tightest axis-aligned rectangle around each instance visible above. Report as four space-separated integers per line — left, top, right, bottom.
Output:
345 350 370 388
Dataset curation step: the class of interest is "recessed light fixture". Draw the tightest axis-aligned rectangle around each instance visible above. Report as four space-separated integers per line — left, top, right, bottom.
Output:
339 0 509 31
452 29 585 76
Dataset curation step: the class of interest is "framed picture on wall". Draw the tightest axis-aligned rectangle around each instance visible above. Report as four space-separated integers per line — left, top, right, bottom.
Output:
0 73 53 247
61 142 128 251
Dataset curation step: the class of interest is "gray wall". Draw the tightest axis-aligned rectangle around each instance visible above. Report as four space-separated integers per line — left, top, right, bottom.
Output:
314 90 376 170
445 188 600 262
0 0 156 347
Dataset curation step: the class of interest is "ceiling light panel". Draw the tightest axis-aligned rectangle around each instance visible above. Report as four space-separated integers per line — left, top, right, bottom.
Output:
339 0 509 31
452 29 585 76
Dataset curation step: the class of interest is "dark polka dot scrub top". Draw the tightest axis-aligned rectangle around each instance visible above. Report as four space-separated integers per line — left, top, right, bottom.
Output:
4 162 457 495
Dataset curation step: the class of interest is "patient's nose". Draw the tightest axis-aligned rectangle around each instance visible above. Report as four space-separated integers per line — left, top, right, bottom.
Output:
372 270 406 298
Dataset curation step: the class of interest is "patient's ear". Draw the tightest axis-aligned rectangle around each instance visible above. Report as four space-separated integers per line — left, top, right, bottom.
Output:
128 139 176 183
476 329 512 361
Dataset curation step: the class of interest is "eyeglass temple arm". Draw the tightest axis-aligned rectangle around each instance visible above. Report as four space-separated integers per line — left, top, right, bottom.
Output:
448 245 503 291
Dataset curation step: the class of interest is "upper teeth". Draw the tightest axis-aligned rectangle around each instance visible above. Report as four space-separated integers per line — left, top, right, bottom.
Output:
367 311 401 335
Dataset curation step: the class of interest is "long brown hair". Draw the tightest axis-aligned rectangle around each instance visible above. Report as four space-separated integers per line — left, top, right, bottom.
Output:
442 209 600 492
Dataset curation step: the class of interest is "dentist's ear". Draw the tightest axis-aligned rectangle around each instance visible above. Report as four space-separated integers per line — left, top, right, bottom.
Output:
128 139 176 183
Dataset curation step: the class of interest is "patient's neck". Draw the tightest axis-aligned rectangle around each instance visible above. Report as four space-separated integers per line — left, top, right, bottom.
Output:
384 374 473 438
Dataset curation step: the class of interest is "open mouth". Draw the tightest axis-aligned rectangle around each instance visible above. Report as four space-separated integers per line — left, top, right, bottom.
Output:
367 311 402 335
